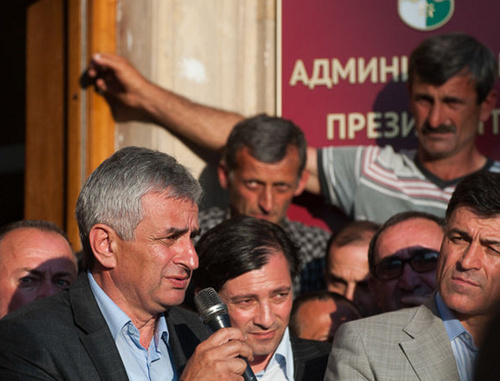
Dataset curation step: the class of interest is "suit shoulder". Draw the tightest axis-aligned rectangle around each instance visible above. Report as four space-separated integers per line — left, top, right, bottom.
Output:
290 336 330 381
290 335 331 357
166 306 210 338
0 288 71 326
334 305 426 344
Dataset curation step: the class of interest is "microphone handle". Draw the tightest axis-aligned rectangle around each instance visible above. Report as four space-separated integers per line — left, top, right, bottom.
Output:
205 314 257 381
241 363 258 381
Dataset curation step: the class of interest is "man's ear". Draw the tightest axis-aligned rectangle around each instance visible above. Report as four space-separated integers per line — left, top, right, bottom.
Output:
480 89 497 122
88 224 118 269
293 170 309 197
217 161 230 190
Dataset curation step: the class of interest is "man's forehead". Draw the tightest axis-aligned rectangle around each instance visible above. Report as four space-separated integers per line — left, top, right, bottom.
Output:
411 72 478 97
222 252 292 295
234 146 302 173
0 229 73 259
446 207 500 236
12 257 77 275
375 220 442 261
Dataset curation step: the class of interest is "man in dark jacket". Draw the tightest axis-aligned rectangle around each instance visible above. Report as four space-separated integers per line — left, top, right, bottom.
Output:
193 216 331 381
0 146 253 381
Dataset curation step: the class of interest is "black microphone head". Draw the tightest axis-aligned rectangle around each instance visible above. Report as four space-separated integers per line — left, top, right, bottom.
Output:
194 288 257 381
194 287 229 324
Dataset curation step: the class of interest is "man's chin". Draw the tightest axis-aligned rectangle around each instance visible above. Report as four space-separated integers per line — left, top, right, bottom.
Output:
248 214 281 225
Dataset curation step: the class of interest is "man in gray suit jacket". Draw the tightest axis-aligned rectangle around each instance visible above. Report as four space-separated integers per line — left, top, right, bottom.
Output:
325 171 500 381
0 146 254 380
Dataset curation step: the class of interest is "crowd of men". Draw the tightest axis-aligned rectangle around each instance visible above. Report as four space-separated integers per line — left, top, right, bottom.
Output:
1 32 500 381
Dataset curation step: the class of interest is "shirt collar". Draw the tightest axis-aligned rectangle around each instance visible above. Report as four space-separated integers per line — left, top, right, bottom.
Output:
255 327 294 380
87 271 170 347
435 292 474 346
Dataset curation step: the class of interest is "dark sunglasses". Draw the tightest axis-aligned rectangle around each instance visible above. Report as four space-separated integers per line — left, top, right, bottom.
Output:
373 248 439 280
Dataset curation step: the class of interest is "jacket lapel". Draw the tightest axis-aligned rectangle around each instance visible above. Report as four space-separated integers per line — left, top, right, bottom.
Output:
291 335 330 381
70 274 129 381
399 299 460 381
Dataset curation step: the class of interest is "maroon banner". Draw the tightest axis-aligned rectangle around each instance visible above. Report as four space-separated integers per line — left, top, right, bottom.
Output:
277 1 500 230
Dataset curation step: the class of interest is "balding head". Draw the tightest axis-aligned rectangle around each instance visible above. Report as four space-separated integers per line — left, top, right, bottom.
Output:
0 221 77 318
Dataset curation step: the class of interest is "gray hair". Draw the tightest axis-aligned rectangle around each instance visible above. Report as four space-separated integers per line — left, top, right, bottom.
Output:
76 146 202 269
223 114 307 175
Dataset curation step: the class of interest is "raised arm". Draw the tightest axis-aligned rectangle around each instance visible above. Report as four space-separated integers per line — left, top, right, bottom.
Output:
86 52 243 151
305 146 320 195
86 53 322 195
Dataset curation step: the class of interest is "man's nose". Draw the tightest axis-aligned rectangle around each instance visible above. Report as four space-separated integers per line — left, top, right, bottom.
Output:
254 302 274 328
427 102 447 128
258 188 274 212
36 281 59 300
397 262 420 290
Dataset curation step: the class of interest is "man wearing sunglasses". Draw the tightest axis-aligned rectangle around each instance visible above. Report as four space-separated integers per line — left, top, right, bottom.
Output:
368 211 445 312
325 171 500 381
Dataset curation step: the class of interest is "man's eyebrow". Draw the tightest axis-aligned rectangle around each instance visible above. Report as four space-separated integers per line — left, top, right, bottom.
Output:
446 227 470 237
51 271 75 278
20 268 43 276
230 293 257 301
482 238 500 247
159 227 190 237
441 95 465 104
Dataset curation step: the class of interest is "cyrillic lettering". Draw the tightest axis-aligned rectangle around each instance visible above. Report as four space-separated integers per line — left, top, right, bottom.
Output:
326 114 346 140
347 113 365 139
332 58 356 85
289 60 309 87
384 112 399 138
309 59 332 89
400 56 409 82
400 112 414 137
358 58 378 84
367 112 382 139
490 109 500 135
380 57 400 82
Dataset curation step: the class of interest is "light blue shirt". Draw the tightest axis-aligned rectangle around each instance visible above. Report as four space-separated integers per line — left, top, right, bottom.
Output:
255 327 294 381
436 293 478 381
88 272 177 381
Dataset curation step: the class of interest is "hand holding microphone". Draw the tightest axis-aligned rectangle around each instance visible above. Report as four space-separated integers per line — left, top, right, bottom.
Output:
194 287 258 381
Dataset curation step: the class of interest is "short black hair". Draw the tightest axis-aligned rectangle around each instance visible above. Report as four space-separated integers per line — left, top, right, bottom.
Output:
193 216 300 292
446 171 500 221
409 33 497 104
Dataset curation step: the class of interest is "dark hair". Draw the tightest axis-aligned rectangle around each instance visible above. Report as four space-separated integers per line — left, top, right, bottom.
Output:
409 33 498 104
193 216 300 292
326 220 379 269
446 171 500 222
223 114 307 175
368 211 445 275
289 290 361 337
0 219 72 249
76 146 202 270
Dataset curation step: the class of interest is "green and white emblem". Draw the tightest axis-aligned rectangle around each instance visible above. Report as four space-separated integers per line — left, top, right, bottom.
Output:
398 0 454 31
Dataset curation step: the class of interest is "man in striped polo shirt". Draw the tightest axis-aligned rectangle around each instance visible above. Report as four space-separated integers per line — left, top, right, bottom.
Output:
87 33 500 224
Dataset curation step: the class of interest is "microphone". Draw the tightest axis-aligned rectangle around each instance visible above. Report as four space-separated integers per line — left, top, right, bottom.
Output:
194 287 257 381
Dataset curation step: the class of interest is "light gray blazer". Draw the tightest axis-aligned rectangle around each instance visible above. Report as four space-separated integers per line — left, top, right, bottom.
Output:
324 298 460 381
